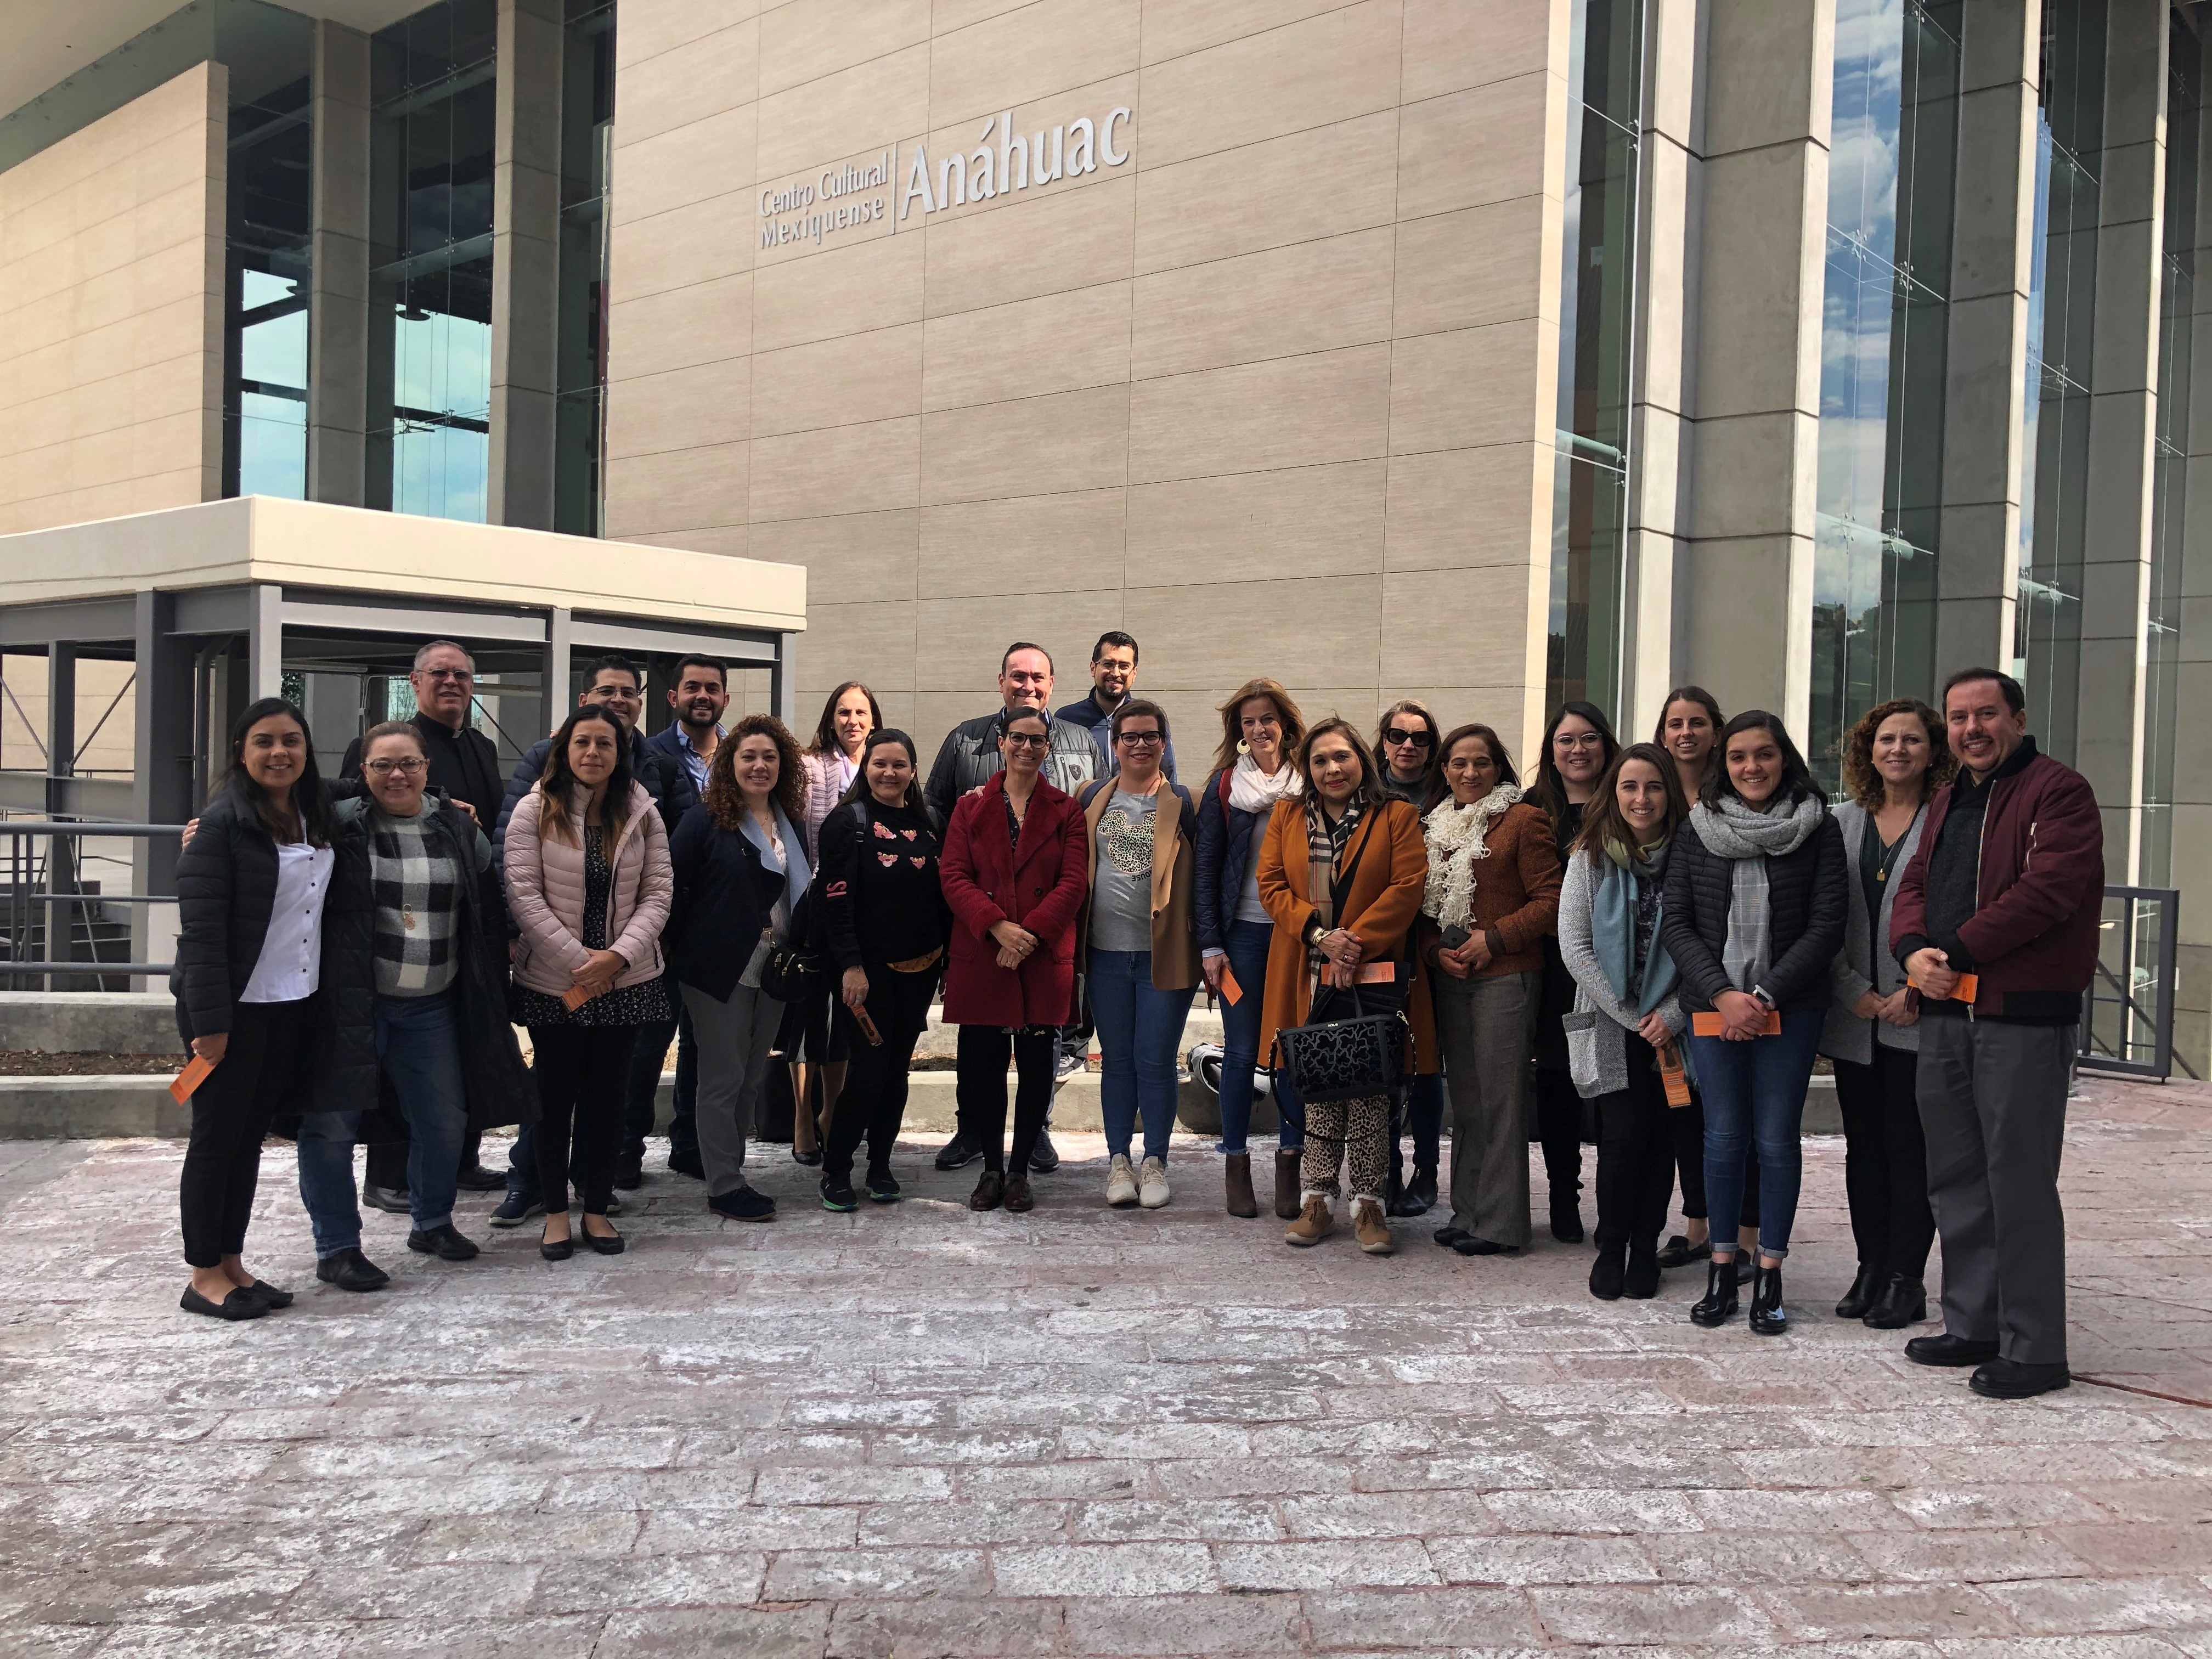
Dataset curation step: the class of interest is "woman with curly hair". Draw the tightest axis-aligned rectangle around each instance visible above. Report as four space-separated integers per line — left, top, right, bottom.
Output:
665 714 809 1223
1820 697 1956 1329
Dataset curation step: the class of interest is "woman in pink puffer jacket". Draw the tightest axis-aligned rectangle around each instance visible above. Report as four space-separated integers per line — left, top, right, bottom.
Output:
503 706 672 1260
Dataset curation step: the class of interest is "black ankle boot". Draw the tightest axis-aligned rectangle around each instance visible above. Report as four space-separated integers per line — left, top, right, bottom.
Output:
1835 1263 1883 1319
1689 1258 1739 1327
1588 1239 1627 1300
1622 1239 1660 1299
1749 1262 1787 1335
1549 1187 1585 1244
1863 1272 1927 1329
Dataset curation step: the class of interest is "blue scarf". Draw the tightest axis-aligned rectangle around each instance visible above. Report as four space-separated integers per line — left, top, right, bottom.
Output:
738 800 810 919
1589 837 1678 1016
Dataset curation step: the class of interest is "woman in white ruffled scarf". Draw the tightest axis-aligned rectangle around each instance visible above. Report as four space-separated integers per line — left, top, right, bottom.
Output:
1660 711 1847 1338
1419 725 1562 1257
1194 680 1307 1218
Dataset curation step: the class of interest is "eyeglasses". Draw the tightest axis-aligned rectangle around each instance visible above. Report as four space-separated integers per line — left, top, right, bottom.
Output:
364 758 427 777
418 668 473 682
1553 732 1607 751
1002 732 1049 750
1116 731 1165 748
1383 727 1434 748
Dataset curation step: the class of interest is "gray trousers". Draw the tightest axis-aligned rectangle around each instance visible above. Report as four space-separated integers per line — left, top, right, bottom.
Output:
1434 968 1539 1248
681 981 783 1199
1915 1015 2074 1365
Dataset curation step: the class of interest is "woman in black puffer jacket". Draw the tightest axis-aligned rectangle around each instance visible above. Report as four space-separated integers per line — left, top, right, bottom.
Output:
171 698 375 1322
1661 710 1846 1339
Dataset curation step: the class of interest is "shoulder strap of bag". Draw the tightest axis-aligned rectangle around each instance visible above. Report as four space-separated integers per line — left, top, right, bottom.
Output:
1217 768 1232 810
1080 777 1111 810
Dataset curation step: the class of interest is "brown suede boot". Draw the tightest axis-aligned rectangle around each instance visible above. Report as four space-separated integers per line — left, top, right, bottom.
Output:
1223 1153 1258 1217
1273 1149 1302 1220
1285 1195 1334 1247
1353 1198 1396 1256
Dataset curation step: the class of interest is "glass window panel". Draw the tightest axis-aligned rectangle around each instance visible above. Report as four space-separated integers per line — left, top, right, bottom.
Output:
555 1 615 537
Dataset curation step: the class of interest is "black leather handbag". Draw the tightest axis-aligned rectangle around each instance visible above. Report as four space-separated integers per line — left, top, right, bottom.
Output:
1268 812 1410 1104
759 887 823 1003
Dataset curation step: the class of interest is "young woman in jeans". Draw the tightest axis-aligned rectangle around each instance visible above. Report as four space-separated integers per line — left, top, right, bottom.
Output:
171 698 351 1320
1419 724 1560 1259
1556 743 1691 1300
298 721 534 1284
1255 719 1432 1256
814 729 951 1210
1662 710 1847 1334
504 705 673 1259
1193 678 1307 1218
940 706 1089 1211
1079 700 1201 1212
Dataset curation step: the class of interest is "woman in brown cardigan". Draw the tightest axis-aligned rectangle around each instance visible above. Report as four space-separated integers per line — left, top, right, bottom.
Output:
1419 724 1562 1256
1255 718 1432 1255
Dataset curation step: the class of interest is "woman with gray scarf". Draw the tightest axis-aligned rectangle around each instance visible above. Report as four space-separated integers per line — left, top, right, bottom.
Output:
1660 711 1846 1335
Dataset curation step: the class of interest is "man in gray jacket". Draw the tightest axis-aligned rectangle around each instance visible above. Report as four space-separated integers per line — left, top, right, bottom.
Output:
924 641 1100 1175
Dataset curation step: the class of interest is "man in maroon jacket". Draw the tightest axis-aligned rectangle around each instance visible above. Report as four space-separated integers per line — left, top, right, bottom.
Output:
1890 668 2103 1399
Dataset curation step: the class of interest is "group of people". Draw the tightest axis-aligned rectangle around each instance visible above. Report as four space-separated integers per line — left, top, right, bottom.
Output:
169 631 2102 1401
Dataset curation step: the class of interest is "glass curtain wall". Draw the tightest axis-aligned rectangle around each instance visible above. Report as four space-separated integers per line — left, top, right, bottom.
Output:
555 0 615 538
2016 0 2107 765
365 0 498 522
2141 12 2201 885
1548 0 1644 720
1809 0 1961 795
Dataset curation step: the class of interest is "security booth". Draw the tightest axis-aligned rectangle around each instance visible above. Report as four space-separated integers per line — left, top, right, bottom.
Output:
0 497 806 986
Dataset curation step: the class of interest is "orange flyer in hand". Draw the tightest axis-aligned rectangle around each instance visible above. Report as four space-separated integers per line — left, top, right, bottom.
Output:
1217 966 1243 1006
170 1053 215 1103
1909 971 1979 1003
1691 1009 1782 1038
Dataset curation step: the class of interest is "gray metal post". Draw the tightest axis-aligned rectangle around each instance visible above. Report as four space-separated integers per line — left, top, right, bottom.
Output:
130 592 192 987
774 633 797 727
489 0 564 529
543 605 572 735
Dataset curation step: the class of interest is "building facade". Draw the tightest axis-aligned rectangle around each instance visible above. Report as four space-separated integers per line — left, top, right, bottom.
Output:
2 0 2207 1069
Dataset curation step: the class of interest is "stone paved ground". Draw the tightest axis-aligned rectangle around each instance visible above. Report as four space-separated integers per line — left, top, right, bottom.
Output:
2 1073 2208 1658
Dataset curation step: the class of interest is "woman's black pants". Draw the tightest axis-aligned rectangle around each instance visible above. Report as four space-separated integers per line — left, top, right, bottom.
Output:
1534 1065 1585 1199
179 998 313 1268
1832 1044 1934 1279
529 1024 635 1216
955 1024 1057 1176
822 964 936 1182
1594 1034 1677 1249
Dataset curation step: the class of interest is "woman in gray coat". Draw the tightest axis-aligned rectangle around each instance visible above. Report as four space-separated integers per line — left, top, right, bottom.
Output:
1556 743 1691 1301
1820 698 1955 1329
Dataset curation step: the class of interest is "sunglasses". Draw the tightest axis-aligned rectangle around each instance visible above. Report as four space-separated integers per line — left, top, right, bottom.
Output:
1383 727 1434 748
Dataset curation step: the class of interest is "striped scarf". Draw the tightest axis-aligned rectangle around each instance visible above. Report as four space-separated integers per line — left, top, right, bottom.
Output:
1303 793 1363 972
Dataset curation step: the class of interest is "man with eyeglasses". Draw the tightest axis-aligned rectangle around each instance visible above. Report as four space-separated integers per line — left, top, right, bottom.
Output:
1055 630 1178 782
340 641 511 1203
925 642 1102 1172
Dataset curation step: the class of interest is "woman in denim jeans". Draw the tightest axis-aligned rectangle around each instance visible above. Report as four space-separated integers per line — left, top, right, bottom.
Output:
1661 711 1847 1336
1078 700 1201 1211
1194 679 1307 1219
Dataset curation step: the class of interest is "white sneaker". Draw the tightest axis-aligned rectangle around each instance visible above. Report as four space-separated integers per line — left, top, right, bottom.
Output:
1138 1156 1170 1209
1105 1154 1139 1207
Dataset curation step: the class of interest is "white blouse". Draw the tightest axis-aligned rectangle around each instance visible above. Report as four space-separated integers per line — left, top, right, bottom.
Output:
240 840 334 1003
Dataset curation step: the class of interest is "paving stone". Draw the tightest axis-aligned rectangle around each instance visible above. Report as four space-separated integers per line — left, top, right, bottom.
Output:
1060 1590 1305 1655
826 1596 1062 1658
1427 1532 1656 1587
1216 1539 1440 1590
990 1541 1220 1598
1299 1585 1536 1650
1527 1583 1778 1644
1760 1582 2022 1641
1986 1575 2212 1635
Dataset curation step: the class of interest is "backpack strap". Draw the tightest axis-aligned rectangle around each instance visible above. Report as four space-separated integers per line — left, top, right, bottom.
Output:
1079 777 1111 811
1217 768 1233 811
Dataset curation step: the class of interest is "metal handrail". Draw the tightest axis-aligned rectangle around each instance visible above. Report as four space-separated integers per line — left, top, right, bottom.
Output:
2076 885 2182 1082
3 821 187 989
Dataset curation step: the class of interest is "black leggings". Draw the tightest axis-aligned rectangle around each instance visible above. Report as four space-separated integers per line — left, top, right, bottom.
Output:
179 998 313 1268
1594 1035 1674 1249
1671 1085 1760 1228
1534 1065 1586 1196
529 1024 635 1216
956 1024 1057 1176
822 964 935 1182
1832 1044 1934 1279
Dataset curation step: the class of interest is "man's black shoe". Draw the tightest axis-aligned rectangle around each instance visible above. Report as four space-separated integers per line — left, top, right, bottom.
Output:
667 1150 705 1178
1969 1358 2071 1400
709 1188 776 1221
315 1248 390 1292
1654 1234 1708 1270
407 1224 481 1261
1028 1127 1061 1173
865 1168 902 1203
362 1184 411 1215
456 1164 508 1192
934 1131 984 1171
1904 1333 2001 1368
613 1159 644 1191
489 1192 544 1229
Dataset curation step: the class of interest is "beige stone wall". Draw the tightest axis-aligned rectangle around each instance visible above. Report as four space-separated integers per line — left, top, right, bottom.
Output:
605 0 1568 770
0 64 227 537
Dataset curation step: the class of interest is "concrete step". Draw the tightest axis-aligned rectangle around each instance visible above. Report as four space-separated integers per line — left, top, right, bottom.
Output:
0 991 177 1055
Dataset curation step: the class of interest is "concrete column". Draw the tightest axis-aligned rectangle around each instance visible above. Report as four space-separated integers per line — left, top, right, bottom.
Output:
1934 3 2041 684
307 21 371 507
1673 0 1831 733
541 605 571 736
489 0 564 530
1621 0 1700 739
44 642 76 819
2076 0 2169 882
249 585 285 701
130 592 193 984
2171 21 2212 1075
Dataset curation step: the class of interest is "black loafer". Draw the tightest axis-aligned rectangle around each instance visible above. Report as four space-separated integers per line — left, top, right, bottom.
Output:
180 1285 266 1321
708 1188 776 1221
667 1151 705 1178
1452 1236 1517 1256
580 1221 624 1256
1904 1333 2000 1368
539 1230 573 1261
314 1247 390 1292
791 1144 823 1167
407 1224 481 1261
362 1184 411 1215
456 1163 509 1192
1432 1225 1469 1249
1654 1234 1707 1270
1028 1128 1062 1174
1969 1358 2070 1400
238 1279 294 1310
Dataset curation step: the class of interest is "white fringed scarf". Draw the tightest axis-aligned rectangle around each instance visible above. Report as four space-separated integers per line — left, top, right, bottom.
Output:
1421 783 1523 930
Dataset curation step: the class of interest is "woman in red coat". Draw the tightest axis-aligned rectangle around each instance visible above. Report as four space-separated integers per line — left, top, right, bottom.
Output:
940 706 1090 1213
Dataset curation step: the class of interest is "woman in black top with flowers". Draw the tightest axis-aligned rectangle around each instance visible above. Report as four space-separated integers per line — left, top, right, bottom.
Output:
815 729 953 1211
